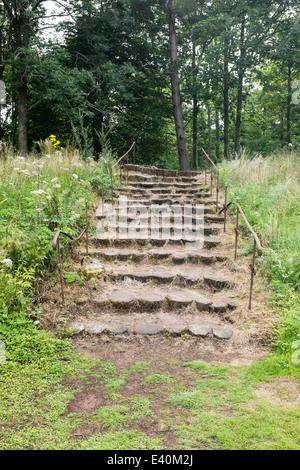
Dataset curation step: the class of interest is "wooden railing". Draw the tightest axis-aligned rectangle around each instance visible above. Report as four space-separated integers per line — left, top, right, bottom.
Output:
52 201 91 303
201 148 220 212
219 197 263 310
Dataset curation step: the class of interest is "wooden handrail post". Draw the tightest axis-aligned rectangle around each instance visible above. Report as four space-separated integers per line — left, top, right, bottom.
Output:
216 172 219 212
110 166 114 205
249 239 257 310
224 186 227 232
57 237 64 303
234 210 239 261
85 201 89 255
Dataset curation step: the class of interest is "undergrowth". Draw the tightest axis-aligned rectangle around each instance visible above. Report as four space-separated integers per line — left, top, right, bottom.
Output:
219 149 300 360
0 138 120 366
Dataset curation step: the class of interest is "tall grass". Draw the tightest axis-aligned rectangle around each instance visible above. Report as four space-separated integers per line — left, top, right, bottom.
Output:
0 139 119 364
219 150 300 355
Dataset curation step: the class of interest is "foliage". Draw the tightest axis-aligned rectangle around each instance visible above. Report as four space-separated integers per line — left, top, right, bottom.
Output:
219 150 300 354
0 144 115 364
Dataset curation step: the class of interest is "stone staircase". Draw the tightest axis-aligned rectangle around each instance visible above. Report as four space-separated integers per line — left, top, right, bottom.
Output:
45 163 244 343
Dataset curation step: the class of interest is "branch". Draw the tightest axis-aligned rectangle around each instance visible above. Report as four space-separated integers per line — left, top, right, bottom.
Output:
180 66 198 83
137 15 168 34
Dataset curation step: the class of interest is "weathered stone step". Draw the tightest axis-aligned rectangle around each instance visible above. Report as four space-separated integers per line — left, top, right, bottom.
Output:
100 266 232 289
121 164 200 178
113 214 224 225
81 248 227 265
101 223 221 236
69 316 233 340
95 205 217 219
121 193 213 202
126 174 202 183
71 286 236 315
91 234 222 250
124 182 207 190
109 198 216 206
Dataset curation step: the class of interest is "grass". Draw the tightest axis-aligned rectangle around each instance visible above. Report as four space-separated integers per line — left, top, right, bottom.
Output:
1 356 299 450
218 149 300 357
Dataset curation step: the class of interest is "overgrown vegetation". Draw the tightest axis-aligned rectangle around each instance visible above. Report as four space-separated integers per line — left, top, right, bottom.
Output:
219 150 300 359
0 140 120 365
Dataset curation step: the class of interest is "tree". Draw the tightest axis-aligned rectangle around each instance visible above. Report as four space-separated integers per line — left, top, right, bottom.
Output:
0 0 59 154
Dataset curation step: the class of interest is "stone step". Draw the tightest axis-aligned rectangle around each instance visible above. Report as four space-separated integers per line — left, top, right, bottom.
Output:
120 192 213 201
99 223 221 237
99 266 232 289
124 182 207 190
109 198 216 206
81 248 227 265
72 288 236 313
95 205 217 219
121 164 200 178
126 174 203 183
69 316 234 340
91 234 222 249
98 214 224 225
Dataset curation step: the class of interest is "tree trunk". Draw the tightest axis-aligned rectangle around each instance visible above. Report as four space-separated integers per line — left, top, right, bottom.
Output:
17 78 28 155
192 43 198 170
287 64 292 145
223 33 230 159
215 107 220 160
234 18 245 158
168 2 190 171
207 105 212 159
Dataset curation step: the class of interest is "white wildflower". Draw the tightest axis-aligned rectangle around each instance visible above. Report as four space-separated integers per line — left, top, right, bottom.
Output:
53 184 61 189
31 189 46 195
51 177 58 183
72 173 79 179
2 259 13 266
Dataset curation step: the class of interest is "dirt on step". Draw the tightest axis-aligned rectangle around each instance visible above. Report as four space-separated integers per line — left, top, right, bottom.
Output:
72 334 271 368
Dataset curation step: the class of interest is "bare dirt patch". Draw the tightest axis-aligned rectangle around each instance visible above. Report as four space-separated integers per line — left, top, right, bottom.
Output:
72 334 270 368
67 382 107 413
254 378 300 408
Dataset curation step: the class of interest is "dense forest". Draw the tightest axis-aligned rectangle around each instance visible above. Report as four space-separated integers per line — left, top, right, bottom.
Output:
0 0 299 169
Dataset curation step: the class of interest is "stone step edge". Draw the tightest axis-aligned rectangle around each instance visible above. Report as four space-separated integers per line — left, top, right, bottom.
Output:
74 292 236 313
90 236 222 249
78 249 228 264
121 164 201 178
68 322 233 340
